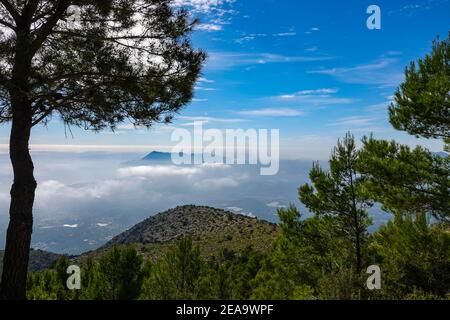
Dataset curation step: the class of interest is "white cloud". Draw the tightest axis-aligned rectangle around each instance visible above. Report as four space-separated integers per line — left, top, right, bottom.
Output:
173 0 235 32
305 46 319 52
305 27 320 35
278 88 338 100
198 77 215 83
270 88 355 108
172 0 235 13
237 108 306 117
197 23 223 31
267 201 288 209
96 223 110 228
37 180 124 200
195 86 217 91
235 33 267 44
226 206 255 218
273 32 297 37
118 165 200 177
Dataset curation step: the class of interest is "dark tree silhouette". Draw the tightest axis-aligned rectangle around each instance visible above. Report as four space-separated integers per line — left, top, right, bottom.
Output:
0 0 205 300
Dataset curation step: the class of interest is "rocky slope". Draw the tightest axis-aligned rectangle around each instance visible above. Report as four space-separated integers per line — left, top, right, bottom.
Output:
96 205 279 261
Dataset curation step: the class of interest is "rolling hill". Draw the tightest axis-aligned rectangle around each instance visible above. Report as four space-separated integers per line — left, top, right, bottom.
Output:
86 205 280 262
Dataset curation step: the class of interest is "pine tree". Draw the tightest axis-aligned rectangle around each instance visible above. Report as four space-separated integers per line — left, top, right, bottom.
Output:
370 213 450 299
141 237 203 300
389 33 450 151
93 246 144 300
359 136 449 221
0 0 205 299
299 133 373 272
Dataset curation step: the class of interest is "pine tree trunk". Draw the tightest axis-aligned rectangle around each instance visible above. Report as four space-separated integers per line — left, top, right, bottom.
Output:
355 229 361 272
0 42 36 298
0 23 37 300
0 98 36 300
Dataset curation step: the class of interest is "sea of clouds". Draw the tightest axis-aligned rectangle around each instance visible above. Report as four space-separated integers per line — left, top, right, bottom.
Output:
0 151 323 254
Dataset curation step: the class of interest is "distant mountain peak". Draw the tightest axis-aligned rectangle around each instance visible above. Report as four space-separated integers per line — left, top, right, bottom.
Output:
142 151 177 161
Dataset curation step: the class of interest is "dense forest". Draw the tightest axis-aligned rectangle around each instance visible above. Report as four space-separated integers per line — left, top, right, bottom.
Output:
26 33 450 300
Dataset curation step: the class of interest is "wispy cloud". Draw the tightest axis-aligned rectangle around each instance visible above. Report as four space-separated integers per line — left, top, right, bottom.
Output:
305 46 319 52
328 116 375 127
196 23 223 31
269 88 355 107
173 0 235 13
178 116 248 124
309 58 405 87
207 52 333 70
388 0 449 16
278 88 339 100
198 77 215 84
237 108 306 117
195 86 217 91
174 0 236 32
304 27 320 34
235 33 268 44
118 165 201 177
273 32 297 37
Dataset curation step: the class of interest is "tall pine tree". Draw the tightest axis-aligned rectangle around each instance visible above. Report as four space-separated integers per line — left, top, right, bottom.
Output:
299 133 373 272
0 0 205 299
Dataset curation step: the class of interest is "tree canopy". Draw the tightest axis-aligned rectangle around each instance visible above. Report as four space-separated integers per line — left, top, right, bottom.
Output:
0 0 205 300
0 0 205 130
389 33 450 150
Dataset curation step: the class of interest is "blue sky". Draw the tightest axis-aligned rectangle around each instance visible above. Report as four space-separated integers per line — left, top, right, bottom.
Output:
1 0 449 159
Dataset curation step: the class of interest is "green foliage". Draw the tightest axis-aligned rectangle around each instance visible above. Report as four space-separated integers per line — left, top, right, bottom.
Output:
0 0 206 129
141 237 203 300
359 136 450 221
256 206 370 300
251 208 312 300
299 133 373 272
389 33 450 150
27 270 60 300
369 214 450 299
91 246 144 300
